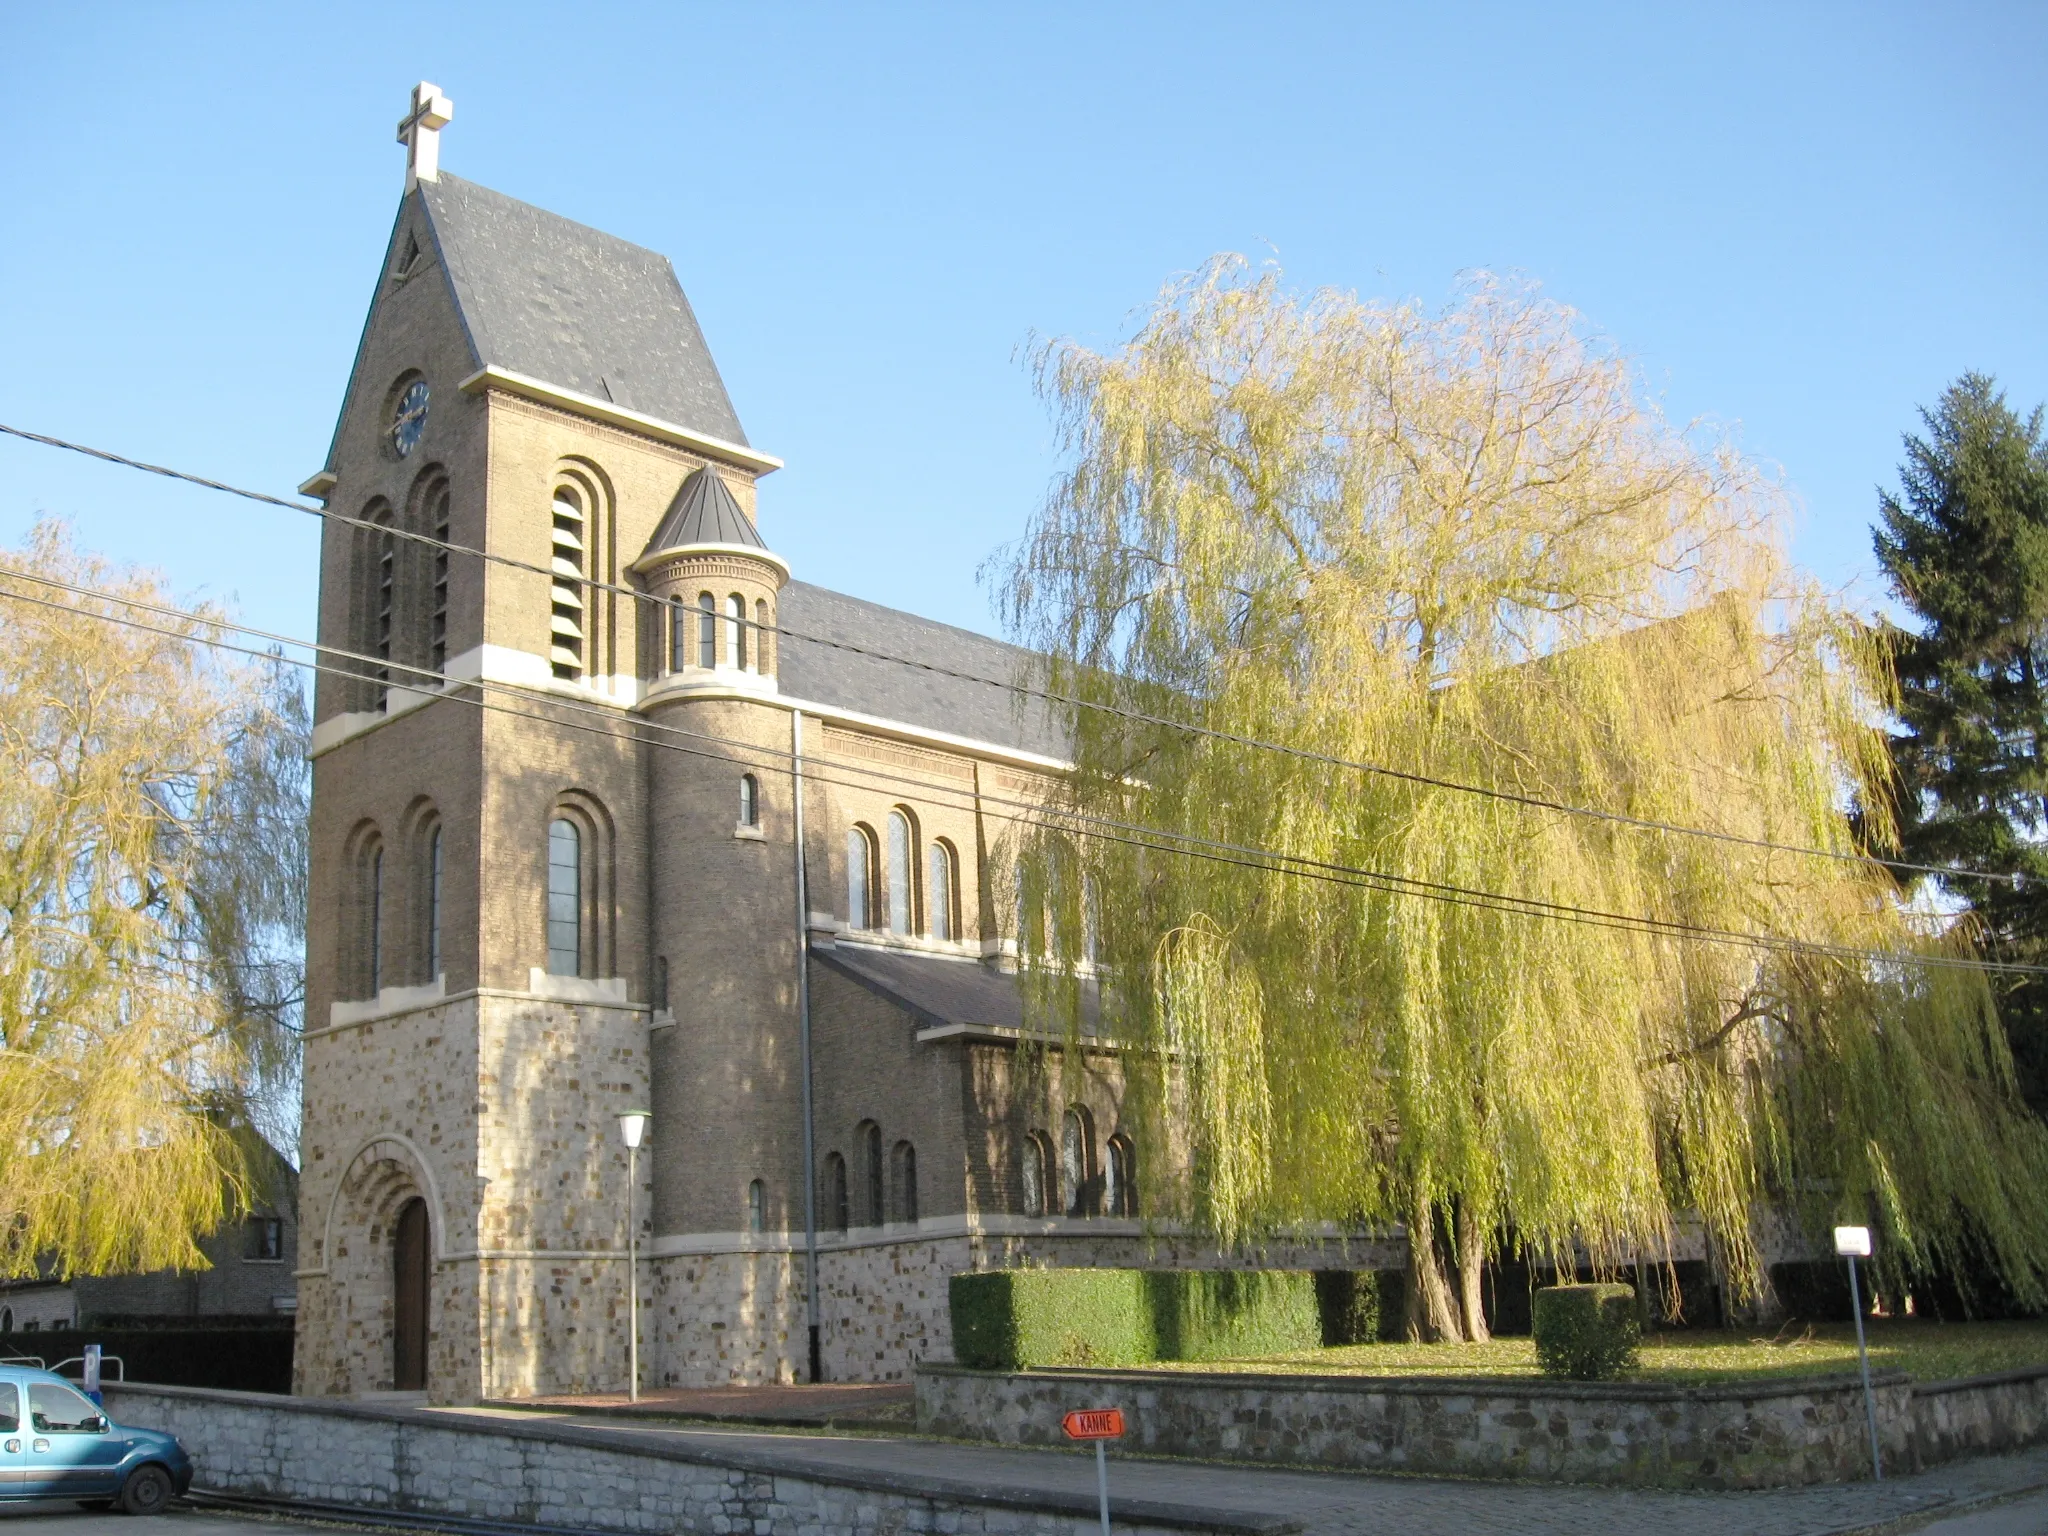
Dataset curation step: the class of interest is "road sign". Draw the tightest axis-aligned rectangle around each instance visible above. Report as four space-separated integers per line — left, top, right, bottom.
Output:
1062 1407 1125 1440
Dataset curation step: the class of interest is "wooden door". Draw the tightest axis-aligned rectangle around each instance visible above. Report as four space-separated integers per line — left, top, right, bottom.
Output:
392 1198 430 1391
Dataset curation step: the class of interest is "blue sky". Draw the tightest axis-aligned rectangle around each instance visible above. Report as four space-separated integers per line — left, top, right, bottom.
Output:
2 3 2042 647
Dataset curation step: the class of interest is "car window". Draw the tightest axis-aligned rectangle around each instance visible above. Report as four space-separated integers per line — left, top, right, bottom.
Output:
28 1381 102 1432
0 1382 16 1433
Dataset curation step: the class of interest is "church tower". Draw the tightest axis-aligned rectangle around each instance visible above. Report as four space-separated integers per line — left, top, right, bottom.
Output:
293 85 790 1400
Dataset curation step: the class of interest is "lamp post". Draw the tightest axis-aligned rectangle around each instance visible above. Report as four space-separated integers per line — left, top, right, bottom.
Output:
1835 1224 1880 1480
619 1111 651 1403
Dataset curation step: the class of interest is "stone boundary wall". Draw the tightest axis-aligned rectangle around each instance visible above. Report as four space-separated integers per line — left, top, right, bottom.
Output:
104 1383 1290 1536
916 1361 2048 1490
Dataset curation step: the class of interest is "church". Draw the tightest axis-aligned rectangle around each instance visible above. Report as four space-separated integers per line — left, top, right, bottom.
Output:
293 85 1358 1403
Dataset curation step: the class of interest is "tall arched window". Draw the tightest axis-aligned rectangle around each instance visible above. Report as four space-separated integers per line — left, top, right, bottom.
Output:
725 594 746 671
1062 1108 1093 1218
824 1152 848 1232
428 481 451 674
926 840 957 943
374 509 397 709
747 1179 765 1233
1107 1134 1137 1217
739 774 759 828
669 598 688 674
847 825 875 929
369 846 385 993
697 593 716 669
754 598 770 673
860 1121 884 1226
892 1142 918 1224
425 825 443 980
549 487 586 682
1021 1130 1054 1218
886 809 914 936
546 817 581 976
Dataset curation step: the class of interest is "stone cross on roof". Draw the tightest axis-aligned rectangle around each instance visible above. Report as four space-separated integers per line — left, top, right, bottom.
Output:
396 82 454 191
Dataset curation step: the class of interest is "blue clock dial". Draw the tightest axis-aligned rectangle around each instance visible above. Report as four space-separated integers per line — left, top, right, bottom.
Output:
392 380 430 457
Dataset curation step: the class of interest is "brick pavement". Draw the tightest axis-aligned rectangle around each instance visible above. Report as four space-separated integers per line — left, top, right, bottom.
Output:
448 1407 2048 1536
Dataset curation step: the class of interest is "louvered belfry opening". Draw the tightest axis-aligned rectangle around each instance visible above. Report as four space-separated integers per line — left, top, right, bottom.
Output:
549 486 586 680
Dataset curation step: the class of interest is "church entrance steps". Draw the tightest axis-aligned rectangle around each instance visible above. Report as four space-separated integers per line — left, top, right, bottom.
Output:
483 1382 914 1430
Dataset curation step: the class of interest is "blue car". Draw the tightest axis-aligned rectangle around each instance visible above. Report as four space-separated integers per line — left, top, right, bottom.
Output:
0 1366 193 1515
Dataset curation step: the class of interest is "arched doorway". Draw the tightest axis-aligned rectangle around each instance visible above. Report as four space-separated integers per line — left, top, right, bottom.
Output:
392 1197 430 1391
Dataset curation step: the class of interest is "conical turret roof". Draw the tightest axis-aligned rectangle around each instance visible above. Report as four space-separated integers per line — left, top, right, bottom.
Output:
643 466 767 555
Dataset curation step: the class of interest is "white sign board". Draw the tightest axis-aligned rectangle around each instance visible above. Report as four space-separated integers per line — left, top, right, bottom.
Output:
1833 1225 1872 1258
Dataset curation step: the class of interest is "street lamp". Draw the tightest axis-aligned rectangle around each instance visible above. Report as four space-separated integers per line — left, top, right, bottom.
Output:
619 1111 651 1403
1835 1224 1880 1480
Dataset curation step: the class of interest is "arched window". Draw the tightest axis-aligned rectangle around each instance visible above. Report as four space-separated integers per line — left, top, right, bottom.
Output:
754 598 770 673
425 824 443 980
546 817 581 976
886 809 914 936
926 840 957 942
892 1142 918 1224
847 825 876 929
669 598 688 674
369 847 385 994
725 594 746 671
859 1121 884 1226
1062 1108 1093 1218
697 593 716 669
373 508 397 709
1021 1130 1054 1218
747 1179 765 1234
739 774 759 828
1107 1134 1137 1217
824 1152 848 1232
427 480 451 674
549 487 586 682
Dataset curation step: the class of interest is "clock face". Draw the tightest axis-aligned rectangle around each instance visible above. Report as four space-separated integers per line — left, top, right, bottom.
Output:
391 379 430 457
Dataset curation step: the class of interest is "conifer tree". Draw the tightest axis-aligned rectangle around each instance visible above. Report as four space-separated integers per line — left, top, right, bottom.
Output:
1875 373 2048 1116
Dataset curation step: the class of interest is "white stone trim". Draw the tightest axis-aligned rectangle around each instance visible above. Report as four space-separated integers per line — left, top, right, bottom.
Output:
631 541 792 581
299 470 339 500
305 984 649 1041
460 365 783 474
309 646 644 756
328 974 446 1030
526 971 631 1004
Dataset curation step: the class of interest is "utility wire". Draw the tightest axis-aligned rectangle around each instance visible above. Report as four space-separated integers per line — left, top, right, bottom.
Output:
3 569 2041 978
0 419 2008 890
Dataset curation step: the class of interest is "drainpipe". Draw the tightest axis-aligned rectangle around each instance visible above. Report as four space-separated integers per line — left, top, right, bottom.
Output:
793 708 823 1383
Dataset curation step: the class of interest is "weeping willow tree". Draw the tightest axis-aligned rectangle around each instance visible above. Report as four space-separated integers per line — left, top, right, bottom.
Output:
0 520 307 1281
998 261 2048 1339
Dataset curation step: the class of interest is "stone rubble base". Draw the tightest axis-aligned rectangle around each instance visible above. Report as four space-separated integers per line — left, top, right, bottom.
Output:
915 1360 2048 1490
104 1383 1286 1536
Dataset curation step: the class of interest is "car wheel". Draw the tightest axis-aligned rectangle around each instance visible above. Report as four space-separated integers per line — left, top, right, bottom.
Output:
118 1464 174 1516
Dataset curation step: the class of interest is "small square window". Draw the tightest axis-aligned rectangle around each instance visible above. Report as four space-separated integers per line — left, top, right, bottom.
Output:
244 1217 284 1262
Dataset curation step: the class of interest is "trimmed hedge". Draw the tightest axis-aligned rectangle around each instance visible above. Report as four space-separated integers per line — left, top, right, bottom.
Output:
0 1328 294 1394
1532 1283 1640 1380
1314 1269 1404 1344
951 1269 1325 1369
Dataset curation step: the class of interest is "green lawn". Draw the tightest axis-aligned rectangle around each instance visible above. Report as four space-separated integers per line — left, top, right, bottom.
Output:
1142 1320 2048 1385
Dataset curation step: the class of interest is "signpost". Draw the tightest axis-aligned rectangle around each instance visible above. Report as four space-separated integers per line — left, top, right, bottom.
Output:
82 1344 101 1406
1062 1408 1126 1536
1835 1225 1881 1481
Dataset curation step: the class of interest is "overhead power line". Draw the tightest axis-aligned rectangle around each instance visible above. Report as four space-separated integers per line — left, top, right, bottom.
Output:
0 419 2012 890
1 566 2039 979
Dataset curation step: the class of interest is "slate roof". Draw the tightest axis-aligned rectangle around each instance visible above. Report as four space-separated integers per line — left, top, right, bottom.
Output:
644 466 766 554
417 175 748 446
813 945 1101 1035
778 582 1068 760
